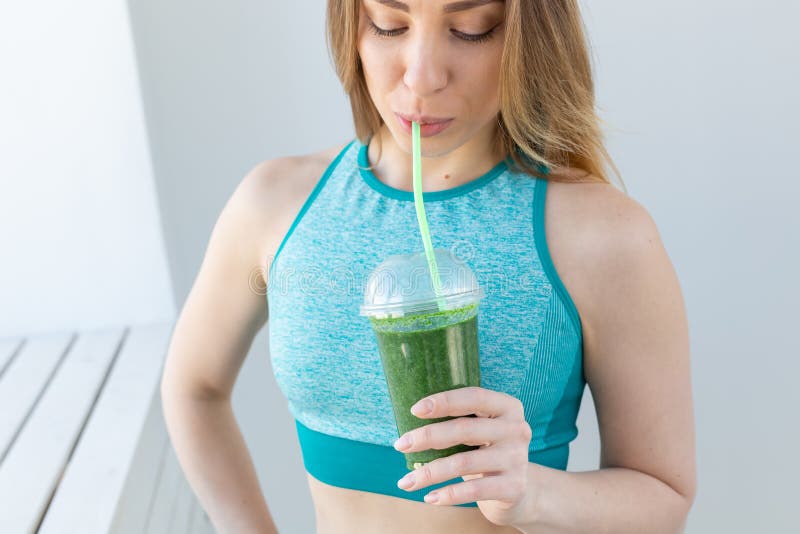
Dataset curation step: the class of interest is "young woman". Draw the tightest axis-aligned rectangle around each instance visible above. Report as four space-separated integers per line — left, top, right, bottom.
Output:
161 1 697 533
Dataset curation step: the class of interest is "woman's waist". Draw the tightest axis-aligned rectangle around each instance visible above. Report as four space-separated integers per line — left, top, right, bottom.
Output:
307 470 522 534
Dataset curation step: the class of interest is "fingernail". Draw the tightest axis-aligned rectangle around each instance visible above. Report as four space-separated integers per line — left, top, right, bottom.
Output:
397 473 415 489
424 492 439 503
394 435 411 450
411 399 433 415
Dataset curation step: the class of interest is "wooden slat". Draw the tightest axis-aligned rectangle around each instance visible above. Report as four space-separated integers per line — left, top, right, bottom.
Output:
0 327 124 533
197 506 216 534
188 491 215 534
143 436 171 530
186 498 200 534
0 332 73 464
106 386 169 533
145 442 183 534
0 337 24 378
38 322 172 534
169 474 194 532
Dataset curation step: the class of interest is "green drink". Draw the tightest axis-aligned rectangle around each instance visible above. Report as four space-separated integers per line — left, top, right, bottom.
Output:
360 249 485 471
370 304 481 469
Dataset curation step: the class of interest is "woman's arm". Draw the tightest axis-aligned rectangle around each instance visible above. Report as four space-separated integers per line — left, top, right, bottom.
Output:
160 160 288 534
512 187 697 533
161 394 277 534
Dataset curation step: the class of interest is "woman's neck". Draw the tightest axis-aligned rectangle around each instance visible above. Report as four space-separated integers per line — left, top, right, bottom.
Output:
367 121 506 193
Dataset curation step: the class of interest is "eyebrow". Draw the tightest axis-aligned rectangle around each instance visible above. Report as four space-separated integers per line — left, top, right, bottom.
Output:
372 0 503 14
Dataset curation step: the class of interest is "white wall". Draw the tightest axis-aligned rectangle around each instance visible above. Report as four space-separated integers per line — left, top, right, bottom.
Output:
0 0 175 337
126 0 353 304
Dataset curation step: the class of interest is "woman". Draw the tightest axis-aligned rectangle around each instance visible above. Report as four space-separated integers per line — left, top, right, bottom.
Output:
161 0 697 532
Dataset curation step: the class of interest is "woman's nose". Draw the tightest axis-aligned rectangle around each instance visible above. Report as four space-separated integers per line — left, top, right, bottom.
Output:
402 33 449 96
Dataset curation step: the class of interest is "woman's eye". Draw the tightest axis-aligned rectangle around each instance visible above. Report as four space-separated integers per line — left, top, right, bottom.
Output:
367 19 498 44
367 20 405 38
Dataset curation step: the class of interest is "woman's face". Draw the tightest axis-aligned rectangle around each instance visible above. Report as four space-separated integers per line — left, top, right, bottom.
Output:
357 0 506 155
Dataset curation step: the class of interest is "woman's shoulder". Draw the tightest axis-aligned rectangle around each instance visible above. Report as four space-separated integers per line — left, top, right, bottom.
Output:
243 140 351 200
544 176 665 330
547 177 658 260
235 141 352 267
233 141 351 226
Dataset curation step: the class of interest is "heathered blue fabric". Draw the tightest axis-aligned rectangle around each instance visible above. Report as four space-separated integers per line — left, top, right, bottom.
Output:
266 137 585 507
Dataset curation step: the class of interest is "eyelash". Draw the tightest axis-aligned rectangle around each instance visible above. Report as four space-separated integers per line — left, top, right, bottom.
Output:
367 19 498 44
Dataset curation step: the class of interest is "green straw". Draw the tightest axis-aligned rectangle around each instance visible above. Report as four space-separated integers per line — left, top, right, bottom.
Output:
411 121 447 312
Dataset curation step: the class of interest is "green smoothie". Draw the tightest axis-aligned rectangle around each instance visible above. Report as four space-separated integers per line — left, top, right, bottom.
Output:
369 302 482 470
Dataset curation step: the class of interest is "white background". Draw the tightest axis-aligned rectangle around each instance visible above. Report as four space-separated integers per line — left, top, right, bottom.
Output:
0 0 175 337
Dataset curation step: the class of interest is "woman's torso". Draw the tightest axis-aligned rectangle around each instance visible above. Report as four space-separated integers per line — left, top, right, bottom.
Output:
259 140 589 534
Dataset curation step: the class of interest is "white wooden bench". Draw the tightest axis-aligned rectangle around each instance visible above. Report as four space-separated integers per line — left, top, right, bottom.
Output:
0 322 215 533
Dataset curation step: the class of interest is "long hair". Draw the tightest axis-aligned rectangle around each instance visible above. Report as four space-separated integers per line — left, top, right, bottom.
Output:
326 0 624 189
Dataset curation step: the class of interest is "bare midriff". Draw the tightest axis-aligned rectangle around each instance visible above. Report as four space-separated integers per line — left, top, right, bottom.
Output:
306 472 523 534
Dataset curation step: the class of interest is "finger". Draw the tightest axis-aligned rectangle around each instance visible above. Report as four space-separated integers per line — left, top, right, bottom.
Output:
397 444 510 492
423 472 524 507
413 386 522 420
396 417 522 453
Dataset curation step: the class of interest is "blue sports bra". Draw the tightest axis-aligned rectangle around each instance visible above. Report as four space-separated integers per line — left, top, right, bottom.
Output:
266 137 585 508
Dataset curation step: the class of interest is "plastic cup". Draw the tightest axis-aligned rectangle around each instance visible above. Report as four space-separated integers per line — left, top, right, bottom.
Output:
360 248 485 470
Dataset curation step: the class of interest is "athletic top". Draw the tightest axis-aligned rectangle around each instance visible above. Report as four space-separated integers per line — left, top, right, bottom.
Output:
266 137 585 508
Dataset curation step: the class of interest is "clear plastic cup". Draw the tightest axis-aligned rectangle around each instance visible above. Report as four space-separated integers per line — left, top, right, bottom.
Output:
360 248 485 470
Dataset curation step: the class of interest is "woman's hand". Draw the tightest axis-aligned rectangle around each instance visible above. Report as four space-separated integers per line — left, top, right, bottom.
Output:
393 386 533 527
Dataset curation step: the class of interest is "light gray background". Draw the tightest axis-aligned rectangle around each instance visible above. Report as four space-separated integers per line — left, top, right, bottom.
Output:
127 0 800 532
0 0 175 337
2 0 797 532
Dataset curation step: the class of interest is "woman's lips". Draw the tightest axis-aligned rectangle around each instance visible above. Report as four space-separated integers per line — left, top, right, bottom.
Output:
395 113 454 137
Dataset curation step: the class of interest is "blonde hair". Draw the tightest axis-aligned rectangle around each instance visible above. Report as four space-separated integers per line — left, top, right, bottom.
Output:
326 0 624 190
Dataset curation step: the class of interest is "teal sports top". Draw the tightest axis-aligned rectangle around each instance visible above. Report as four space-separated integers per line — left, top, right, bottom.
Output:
266 137 585 508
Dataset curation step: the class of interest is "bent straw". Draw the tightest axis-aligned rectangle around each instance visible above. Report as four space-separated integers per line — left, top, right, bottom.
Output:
411 121 447 312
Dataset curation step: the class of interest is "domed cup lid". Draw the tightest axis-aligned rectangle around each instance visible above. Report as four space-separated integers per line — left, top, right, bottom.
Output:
359 248 484 319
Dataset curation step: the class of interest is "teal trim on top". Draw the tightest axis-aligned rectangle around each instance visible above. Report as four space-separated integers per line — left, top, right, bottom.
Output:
267 139 355 281
533 177 583 338
295 418 568 509
357 138 511 202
